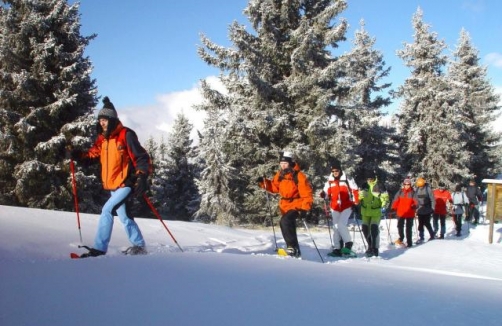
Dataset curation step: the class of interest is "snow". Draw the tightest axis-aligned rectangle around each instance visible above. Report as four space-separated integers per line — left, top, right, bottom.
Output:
1 204 501 326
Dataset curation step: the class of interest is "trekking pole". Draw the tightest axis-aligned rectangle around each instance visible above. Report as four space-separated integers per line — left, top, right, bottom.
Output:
385 210 394 245
264 188 279 252
353 207 367 251
323 200 334 249
144 195 183 252
69 158 83 243
302 218 324 263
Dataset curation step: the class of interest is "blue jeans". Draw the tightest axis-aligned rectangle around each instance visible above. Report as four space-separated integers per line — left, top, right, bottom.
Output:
94 187 145 252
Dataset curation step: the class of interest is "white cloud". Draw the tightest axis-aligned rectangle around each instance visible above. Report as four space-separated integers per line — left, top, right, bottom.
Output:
118 76 224 144
485 53 502 68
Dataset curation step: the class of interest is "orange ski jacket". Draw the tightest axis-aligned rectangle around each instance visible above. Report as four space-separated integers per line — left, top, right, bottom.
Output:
83 122 151 190
259 164 313 215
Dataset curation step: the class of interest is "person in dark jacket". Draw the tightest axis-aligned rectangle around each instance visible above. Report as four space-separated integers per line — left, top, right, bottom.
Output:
465 179 483 225
70 97 151 258
414 177 436 243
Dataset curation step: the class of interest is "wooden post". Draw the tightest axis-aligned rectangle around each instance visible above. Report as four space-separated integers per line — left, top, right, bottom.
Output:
482 179 502 244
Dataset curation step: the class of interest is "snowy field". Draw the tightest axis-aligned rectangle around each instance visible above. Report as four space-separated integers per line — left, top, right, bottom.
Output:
0 204 501 326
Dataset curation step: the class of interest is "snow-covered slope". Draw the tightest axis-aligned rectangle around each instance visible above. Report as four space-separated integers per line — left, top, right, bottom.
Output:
1 205 501 325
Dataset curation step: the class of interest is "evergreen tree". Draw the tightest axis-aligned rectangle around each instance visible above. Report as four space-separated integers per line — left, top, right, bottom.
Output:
448 29 501 183
197 0 353 221
148 135 171 216
0 0 97 209
194 107 240 226
162 113 198 220
394 7 467 186
341 20 396 186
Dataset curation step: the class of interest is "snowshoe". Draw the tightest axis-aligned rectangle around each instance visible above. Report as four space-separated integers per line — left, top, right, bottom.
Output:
72 247 105 259
327 249 342 257
122 246 147 255
286 247 301 258
277 248 288 256
340 247 357 258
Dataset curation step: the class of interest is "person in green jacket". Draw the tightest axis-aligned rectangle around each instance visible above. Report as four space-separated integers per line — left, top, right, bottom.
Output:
359 170 390 257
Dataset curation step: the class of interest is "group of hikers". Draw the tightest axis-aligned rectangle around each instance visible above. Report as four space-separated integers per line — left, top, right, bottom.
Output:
258 152 484 258
69 97 483 259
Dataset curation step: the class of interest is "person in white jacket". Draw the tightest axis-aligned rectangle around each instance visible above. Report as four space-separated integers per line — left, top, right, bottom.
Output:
451 184 469 237
319 159 359 257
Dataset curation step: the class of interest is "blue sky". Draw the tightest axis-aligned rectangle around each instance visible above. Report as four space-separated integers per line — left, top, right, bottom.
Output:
75 0 502 142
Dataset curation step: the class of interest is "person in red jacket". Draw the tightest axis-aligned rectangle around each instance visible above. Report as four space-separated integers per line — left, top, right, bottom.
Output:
433 182 452 239
320 159 359 257
258 151 313 257
70 97 151 258
391 178 418 247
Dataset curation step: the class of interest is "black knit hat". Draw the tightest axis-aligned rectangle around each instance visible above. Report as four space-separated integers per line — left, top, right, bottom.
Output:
364 169 376 179
97 96 118 120
330 159 341 170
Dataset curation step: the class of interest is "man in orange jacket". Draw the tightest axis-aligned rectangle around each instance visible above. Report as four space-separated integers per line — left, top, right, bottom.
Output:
258 151 313 257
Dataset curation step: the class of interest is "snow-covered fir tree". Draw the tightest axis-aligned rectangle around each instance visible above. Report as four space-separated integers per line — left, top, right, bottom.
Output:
197 0 356 221
447 29 501 182
394 7 467 186
0 0 97 209
194 106 240 226
340 20 396 187
161 113 199 221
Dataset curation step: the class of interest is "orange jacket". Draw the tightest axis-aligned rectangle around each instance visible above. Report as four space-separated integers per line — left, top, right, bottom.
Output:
260 164 313 215
84 122 150 190
391 187 417 218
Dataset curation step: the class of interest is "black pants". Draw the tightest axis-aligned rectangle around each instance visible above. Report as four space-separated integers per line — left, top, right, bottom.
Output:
397 218 414 246
417 214 434 239
279 210 299 249
453 214 462 232
466 205 480 223
432 213 446 237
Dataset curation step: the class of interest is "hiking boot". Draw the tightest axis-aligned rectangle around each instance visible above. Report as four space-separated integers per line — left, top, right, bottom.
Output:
415 238 424 245
286 247 301 258
365 248 374 258
123 246 147 255
394 239 404 246
80 248 105 258
456 231 461 237
341 247 356 257
328 249 342 257
373 248 379 257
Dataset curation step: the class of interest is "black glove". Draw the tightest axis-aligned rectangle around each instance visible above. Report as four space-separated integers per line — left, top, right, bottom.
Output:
134 173 148 198
319 190 326 199
69 149 82 161
298 209 307 220
256 176 264 183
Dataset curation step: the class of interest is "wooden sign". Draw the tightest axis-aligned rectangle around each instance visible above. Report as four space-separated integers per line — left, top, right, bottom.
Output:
481 179 502 244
